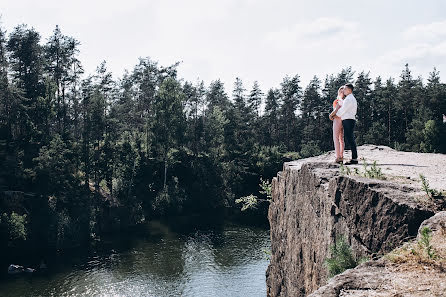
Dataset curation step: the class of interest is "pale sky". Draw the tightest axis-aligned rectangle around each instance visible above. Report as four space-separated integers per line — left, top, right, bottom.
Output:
1 0 446 94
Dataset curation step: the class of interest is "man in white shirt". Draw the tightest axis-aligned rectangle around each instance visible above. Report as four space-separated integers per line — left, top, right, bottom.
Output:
329 83 358 164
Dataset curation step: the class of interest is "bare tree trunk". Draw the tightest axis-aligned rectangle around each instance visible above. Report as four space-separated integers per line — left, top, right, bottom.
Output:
163 159 167 190
388 104 391 146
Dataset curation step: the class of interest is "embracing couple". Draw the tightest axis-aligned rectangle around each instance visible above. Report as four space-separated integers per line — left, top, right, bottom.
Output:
329 83 358 165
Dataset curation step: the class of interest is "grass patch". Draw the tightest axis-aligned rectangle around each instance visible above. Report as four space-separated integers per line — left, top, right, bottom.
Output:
420 174 445 199
419 226 435 259
339 159 385 180
386 225 446 269
324 235 369 278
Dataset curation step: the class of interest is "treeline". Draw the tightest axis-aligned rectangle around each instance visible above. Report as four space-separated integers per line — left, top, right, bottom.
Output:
0 24 445 249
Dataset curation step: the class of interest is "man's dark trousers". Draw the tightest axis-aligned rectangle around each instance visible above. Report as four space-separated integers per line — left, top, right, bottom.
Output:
342 119 358 160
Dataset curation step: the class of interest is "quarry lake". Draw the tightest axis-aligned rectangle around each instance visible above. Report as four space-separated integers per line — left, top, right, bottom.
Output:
0 220 270 297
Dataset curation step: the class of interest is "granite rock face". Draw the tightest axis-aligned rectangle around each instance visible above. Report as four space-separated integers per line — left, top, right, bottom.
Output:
266 146 445 297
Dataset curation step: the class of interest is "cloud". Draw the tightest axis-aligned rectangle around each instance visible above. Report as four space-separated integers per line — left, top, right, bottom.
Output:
403 20 446 42
376 20 446 76
374 45 446 82
264 17 364 52
380 42 446 63
3 0 445 92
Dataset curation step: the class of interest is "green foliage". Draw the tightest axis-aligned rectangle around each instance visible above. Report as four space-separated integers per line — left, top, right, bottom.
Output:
282 151 301 161
339 163 345 174
339 159 384 180
235 194 259 211
279 75 302 151
205 106 229 159
419 174 441 198
300 141 322 158
324 235 367 278
339 163 352 176
362 160 384 179
33 134 79 195
1 212 27 242
418 226 435 259
259 177 272 200
422 120 440 152
254 145 285 178
236 177 272 211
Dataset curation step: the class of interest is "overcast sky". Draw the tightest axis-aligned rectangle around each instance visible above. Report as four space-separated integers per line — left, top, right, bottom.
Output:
1 0 446 94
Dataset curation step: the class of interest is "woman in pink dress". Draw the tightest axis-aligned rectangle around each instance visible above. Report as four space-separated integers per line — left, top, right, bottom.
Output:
331 86 345 163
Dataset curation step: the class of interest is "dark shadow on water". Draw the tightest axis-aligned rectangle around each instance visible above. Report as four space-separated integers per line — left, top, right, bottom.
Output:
0 216 270 297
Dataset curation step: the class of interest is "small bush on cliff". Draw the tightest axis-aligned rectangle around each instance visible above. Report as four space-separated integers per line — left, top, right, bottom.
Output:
325 235 367 278
420 174 441 198
418 226 435 259
339 159 384 180
339 163 351 175
386 225 445 267
363 160 384 179
236 177 272 211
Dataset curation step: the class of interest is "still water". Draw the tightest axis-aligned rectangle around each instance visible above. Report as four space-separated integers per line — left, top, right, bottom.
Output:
0 220 270 297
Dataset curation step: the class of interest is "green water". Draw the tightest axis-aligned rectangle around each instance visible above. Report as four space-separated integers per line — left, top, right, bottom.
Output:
0 220 270 297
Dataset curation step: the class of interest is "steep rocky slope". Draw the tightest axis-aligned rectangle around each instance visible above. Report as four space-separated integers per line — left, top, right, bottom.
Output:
266 145 446 297
310 212 446 296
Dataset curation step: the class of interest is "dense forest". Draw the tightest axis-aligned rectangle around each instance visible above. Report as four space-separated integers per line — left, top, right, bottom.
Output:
0 23 445 251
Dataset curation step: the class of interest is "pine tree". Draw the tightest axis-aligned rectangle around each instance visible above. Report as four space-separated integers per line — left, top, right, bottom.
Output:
381 78 398 145
152 77 187 189
362 77 388 145
279 75 301 151
7 25 44 100
397 64 417 142
248 80 263 117
301 76 322 144
44 26 82 134
354 71 373 144
263 88 281 147
7 24 45 171
206 79 231 115
0 22 11 139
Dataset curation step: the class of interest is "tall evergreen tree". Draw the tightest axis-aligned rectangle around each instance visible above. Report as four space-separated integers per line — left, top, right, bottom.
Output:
206 79 231 115
263 88 281 147
354 71 373 144
44 25 82 135
7 24 45 172
248 80 263 117
0 23 11 139
279 75 301 151
152 77 187 189
397 64 418 142
301 76 322 145
362 76 388 145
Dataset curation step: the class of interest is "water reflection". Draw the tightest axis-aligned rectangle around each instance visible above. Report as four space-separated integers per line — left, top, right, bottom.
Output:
0 221 270 297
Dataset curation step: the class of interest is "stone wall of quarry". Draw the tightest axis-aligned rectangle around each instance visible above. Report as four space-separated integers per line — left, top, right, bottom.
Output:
266 145 446 297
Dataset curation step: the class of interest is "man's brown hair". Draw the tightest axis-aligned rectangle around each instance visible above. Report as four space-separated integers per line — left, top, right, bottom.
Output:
345 83 354 92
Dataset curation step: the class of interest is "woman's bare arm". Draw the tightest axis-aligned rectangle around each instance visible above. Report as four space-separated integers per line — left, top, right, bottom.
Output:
329 104 341 120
